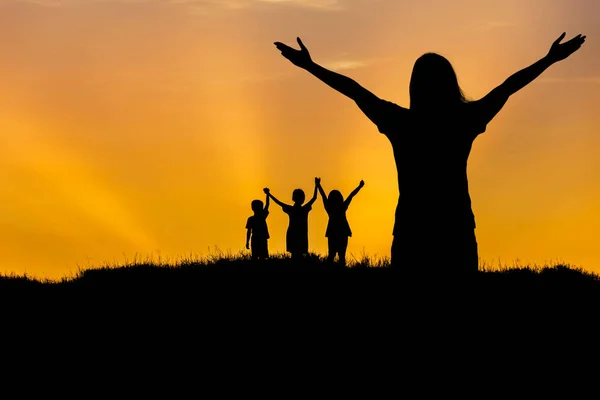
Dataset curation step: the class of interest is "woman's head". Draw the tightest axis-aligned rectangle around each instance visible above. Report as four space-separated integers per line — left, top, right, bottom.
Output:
292 189 305 205
327 190 344 208
409 53 467 111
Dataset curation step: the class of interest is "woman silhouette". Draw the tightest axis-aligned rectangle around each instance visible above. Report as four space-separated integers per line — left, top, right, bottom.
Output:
274 32 586 273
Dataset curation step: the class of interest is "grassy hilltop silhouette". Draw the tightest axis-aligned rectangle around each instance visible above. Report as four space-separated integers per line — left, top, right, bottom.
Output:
2 252 599 302
3 252 599 349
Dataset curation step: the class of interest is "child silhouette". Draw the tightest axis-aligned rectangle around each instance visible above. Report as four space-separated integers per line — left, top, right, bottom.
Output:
266 179 318 259
245 190 270 260
317 178 364 267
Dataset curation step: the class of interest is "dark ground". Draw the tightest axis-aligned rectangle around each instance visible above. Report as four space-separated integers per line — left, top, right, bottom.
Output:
3 256 598 373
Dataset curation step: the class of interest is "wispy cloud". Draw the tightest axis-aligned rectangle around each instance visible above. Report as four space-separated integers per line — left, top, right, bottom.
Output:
322 55 394 72
322 59 367 71
15 0 64 6
169 0 345 13
15 0 345 11
15 0 160 5
204 58 376 86
257 0 342 10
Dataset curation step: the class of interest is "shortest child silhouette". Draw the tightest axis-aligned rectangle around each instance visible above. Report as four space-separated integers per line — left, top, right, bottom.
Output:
317 178 364 267
246 189 270 261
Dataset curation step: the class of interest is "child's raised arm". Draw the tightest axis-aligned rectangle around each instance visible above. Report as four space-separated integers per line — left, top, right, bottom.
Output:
344 180 365 207
267 191 290 209
316 177 328 209
305 177 319 208
263 188 271 212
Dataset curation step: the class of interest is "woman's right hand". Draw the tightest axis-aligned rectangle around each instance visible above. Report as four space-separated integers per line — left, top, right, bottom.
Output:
274 37 313 69
547 32 586 63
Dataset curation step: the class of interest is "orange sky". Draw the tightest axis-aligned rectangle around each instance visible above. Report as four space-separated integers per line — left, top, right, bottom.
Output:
0 0 599 279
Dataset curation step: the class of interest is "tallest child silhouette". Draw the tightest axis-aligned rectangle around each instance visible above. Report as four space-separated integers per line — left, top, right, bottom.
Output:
274 32 586 272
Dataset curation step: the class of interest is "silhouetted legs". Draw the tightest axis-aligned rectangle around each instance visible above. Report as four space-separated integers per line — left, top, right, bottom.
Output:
251 239 269 261
287 230 309 262
327 236 349 267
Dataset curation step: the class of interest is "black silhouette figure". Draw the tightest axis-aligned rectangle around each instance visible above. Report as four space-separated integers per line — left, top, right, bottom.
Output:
246 190 270 260
266 179 318 259
317 178 364 267
274 32 586 273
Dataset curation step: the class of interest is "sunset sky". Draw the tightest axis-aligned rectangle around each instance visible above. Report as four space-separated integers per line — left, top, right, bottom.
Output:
0 0 599 278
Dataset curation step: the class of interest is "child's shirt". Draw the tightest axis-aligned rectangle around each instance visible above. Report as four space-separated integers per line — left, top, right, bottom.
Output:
324 203 352 238
246 210 270 241
282 204 311 236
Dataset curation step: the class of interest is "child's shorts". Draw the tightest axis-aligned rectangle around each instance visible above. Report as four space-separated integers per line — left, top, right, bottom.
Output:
251 239 269 259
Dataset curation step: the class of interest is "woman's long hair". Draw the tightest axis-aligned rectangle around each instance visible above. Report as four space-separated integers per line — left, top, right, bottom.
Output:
409 53 468 112
327 190 344 210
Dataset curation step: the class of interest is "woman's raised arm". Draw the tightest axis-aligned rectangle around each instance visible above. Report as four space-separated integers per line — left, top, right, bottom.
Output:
472 32 586 126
